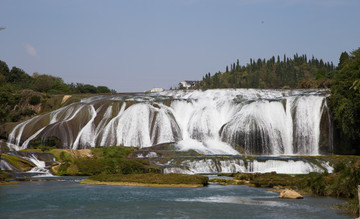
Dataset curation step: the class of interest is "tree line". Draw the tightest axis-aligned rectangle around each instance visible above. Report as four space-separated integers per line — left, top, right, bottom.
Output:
0 60 115 94
195 54 334 89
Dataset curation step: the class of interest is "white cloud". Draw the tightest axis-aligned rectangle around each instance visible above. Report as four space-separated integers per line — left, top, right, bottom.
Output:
24 43 38 57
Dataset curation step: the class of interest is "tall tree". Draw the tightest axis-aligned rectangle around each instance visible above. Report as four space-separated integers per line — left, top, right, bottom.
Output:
330 48 360 154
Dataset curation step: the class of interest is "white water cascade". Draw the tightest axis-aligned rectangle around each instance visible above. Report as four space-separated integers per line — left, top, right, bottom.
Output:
7 89 332 156
163 158 334 174
26 154 53 177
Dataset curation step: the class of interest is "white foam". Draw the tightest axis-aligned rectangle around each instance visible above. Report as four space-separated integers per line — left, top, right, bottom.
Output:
8 89 331 156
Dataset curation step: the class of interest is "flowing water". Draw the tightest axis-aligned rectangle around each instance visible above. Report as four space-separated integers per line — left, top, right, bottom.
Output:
7 89 332 156
0 177 349 219
162 156 333 174
26 154 53 177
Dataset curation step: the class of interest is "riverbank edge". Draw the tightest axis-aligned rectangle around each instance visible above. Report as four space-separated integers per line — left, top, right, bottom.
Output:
0 181 19 185
79 178 205 188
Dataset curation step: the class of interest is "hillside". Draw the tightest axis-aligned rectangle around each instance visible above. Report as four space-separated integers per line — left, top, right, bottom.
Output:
0 60 115 124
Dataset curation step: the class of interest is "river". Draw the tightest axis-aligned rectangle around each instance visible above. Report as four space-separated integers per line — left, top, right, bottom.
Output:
0 177 349 219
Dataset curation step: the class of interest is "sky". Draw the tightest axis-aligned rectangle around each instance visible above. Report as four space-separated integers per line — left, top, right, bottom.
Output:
0 0 359 92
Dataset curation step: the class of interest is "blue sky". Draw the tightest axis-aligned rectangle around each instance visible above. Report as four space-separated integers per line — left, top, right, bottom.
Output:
0 0 359 92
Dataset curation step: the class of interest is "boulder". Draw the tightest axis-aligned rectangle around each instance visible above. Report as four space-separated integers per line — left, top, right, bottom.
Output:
279 189 303 199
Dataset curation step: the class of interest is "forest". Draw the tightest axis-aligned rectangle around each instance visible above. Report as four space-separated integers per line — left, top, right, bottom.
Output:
195 54 335 89
194 48 360 155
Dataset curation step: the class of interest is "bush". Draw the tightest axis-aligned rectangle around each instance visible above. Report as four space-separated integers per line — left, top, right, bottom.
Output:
22 108 35 116
75 157 149 175
92 146 133 159
29 95 41 105
28 137 61 151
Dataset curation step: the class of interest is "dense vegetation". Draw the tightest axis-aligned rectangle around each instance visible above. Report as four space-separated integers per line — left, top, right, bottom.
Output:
0 59 115 124
329 49 360 154
53 147 160 176
195 48 360 155
194 54 334 89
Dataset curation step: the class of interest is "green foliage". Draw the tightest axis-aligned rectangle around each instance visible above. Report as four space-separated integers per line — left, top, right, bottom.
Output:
21 108 35 117
307 172 328 196
59 151 72 163
92 146 133 159
0 84 18 123
67 83 113 94
31 73 69 93
195 54 334 89
338 52 350 69
7 67 32 87
0 60 10 75
350 79 360 91
329 48 360 154
28 137 61 151
29 95 41 105
97 86 111 93
75 157 149 175
55 147 159 176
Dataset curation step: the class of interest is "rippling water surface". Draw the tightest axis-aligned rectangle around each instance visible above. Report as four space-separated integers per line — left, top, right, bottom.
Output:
0 177 349 219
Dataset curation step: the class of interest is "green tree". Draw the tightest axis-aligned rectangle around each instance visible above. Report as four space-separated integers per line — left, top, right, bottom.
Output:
7 67 32 87
330 48 360 154
338 52 350 69
0 60 10 78
32 74 64 92
97 86 111 93
197 54 334 90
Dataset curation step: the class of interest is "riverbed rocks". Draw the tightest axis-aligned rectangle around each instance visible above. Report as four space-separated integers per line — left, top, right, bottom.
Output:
279 189 303 199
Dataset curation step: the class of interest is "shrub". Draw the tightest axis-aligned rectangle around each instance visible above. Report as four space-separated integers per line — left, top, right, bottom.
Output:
75 157 149 175
29 95 41 105
21 108 35 116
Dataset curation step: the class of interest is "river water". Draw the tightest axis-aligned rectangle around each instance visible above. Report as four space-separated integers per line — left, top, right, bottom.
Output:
0 177 349 219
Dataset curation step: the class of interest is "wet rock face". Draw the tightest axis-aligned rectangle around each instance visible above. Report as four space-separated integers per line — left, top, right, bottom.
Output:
6 89 333 156
279 189 304 199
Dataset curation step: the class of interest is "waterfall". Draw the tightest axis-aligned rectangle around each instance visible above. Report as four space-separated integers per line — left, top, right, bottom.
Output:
26 154 53 177
7 89 332 156
163 157 333 174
